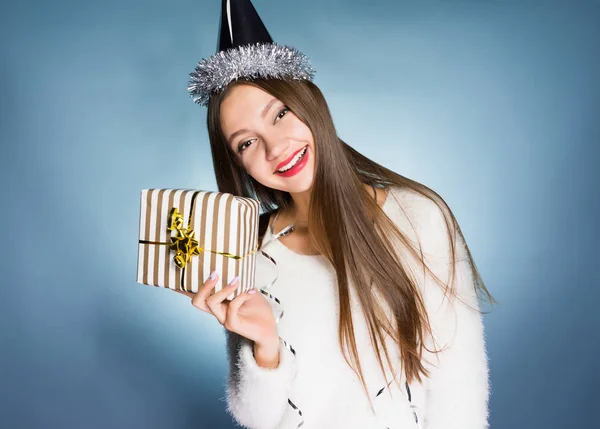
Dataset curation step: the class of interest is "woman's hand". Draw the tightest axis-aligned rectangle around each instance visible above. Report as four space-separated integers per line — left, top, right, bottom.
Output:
173 272 279 350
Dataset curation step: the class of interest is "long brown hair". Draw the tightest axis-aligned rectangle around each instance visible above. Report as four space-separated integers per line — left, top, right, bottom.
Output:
206 78 496 406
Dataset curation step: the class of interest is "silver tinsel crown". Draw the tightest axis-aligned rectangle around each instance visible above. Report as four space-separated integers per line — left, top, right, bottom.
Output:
188 42 316 106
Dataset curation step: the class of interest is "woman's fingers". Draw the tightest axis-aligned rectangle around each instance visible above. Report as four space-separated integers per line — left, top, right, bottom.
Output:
171 273 251 330
224 288 257 331
205 276 241 324
190 273 220 312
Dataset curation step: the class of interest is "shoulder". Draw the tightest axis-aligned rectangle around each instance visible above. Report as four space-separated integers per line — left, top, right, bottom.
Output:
386 186 479 302
384 186 455 248
383 185 473 291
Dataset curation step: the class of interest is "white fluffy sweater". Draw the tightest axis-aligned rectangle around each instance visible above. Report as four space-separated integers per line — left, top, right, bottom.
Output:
223 186 490 429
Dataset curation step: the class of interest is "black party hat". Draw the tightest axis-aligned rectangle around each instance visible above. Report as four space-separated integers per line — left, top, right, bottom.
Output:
218 0 272 51
188 0 315 106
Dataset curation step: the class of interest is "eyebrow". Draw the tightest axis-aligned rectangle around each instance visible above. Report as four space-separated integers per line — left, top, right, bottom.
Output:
226 98 279 145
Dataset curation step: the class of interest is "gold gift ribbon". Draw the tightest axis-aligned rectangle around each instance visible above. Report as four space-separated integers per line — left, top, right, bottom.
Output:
139 207 259 269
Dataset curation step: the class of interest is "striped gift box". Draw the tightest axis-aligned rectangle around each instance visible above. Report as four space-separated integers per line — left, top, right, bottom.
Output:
136 189 260 298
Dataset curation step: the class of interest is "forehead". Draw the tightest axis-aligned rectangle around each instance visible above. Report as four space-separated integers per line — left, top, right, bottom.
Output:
220 85 277 130
221 84 274 116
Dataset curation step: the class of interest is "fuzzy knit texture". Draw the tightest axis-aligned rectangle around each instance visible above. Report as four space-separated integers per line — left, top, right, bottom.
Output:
223 186 490 429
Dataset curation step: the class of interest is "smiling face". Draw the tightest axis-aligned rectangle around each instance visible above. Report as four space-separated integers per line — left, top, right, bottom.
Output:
219 83 316 194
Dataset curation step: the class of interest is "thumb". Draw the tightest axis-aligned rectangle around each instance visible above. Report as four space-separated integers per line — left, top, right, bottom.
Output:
226 288 258 325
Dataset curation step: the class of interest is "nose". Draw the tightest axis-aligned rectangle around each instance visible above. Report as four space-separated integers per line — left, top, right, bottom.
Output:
265 137 290 161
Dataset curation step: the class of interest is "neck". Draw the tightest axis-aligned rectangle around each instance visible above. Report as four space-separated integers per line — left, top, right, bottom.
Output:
284 188 311 230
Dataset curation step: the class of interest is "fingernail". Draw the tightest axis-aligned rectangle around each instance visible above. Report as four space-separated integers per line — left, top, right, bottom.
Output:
209 270 217 280
248 288 256 294
229 276 239 286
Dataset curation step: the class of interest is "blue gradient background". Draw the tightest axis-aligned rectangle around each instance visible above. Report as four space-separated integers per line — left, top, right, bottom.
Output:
1 0 598 428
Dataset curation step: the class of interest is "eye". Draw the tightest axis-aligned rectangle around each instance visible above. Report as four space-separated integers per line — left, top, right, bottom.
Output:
237 138 255 154
275 107 289 122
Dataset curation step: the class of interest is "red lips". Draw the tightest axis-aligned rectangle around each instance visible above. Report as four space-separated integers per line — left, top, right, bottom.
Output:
274 146 306 172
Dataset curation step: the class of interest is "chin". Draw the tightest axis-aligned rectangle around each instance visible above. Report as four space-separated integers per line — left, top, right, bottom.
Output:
284 180 313 194
262 173 313 194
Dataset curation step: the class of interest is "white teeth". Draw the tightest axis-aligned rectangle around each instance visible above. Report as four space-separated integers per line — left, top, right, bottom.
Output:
277 146 307 173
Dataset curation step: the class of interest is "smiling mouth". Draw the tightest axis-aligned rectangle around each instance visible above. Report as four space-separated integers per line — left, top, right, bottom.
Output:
275 145 308 173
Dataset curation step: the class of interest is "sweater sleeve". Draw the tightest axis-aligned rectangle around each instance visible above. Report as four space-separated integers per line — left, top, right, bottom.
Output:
414 198 490 429
223 328 297 429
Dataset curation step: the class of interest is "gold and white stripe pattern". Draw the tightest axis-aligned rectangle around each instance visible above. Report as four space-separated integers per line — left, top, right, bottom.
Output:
136 189 260 297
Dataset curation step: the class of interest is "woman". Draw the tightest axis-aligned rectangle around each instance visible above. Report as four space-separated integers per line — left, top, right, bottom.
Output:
176 1 494 428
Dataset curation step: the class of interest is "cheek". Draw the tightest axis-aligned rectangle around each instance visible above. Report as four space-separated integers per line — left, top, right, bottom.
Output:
243 156 270 178
289 118 314 143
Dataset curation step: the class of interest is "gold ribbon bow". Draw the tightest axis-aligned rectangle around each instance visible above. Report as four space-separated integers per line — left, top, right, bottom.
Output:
140 202 261 271
141 206 260 268
167 207 201 269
